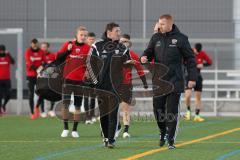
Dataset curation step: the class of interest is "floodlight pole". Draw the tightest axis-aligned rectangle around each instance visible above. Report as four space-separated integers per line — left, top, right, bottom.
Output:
44 0 47 38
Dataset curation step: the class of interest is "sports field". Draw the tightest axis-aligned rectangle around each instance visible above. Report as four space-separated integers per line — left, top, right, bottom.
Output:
0 116 239 160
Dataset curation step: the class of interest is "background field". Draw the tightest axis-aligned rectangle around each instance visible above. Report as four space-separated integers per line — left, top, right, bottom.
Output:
0 116 239 160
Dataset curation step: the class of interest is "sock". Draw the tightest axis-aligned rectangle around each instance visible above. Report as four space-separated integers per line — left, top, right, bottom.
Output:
160 131 166 140
63 119 69 130
50 102 54 110
30 103 34 114
124 125 129 133
41 104 45 113
72 121 79 131
118 123 121 130
195 109 200 115
3 95 10 110
187 106 191 111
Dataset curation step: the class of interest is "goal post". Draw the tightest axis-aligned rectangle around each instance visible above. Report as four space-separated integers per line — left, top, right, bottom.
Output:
0 28 23 115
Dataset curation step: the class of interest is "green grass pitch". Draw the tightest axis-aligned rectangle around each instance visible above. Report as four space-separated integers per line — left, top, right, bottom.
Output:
0 116 239 160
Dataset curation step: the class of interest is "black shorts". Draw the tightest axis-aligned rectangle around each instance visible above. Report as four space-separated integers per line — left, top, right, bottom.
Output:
62 79 85 108
185 75 203 92
117 84 133 104
0 79 11 94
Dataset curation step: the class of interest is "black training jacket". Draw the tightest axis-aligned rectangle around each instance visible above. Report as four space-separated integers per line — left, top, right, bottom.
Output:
87 33 130 91
142 24 197 93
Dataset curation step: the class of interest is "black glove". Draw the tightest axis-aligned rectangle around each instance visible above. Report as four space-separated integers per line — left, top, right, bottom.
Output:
56 50 71 62
30 65 37 71
140 75 148 89
56 41 72 62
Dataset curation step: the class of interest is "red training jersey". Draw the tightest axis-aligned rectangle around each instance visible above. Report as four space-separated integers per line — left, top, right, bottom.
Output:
57 41 91 81
25 48 46 77
195 50 212 66
44 52 56 64
0 51 13 80
122 50 145 84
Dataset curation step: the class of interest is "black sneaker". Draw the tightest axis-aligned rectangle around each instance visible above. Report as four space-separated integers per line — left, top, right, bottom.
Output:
159 140 166 147
107 142 115 149
168 140 176 149
159 132 166 147
168 145 176 149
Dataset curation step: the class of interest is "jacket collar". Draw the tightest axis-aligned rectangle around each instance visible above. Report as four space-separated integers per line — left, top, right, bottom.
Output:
101 32 119 43
161 24 180 36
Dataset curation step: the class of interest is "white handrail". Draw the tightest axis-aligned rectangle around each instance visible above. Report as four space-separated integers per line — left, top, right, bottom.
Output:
38 38 240 44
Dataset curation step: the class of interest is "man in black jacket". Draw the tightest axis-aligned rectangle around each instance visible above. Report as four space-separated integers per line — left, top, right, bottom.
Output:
140 14 197 149
87 22 130 148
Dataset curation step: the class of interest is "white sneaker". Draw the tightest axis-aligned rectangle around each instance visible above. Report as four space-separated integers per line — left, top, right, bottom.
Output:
89 120 94 124
91 117 97 123
61 130 69 138
97 116 100 121
40 112 47 118
85 120 92 124
123 132 131 138
71 131 79 138
48 111 56 117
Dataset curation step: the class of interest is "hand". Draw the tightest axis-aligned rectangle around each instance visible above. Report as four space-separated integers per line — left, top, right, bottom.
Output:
140 56 148 64
84 71 90 80
140 76 148 89
192 48 198 54
67 43 73 51
30 65 37 71
36 66 44 74
154 22 159 33
188 81 196 89
197 63 203 69
124 60 135 65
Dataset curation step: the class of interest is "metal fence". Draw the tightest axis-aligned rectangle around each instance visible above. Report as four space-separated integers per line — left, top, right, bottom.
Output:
1 34 238 116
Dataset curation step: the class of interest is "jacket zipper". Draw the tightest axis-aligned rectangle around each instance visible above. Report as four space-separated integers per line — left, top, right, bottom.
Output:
162 34 168 64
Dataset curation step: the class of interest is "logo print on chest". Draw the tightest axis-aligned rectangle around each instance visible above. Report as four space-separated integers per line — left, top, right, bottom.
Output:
172 39 177 45
156 41 161 47
75 48 81 53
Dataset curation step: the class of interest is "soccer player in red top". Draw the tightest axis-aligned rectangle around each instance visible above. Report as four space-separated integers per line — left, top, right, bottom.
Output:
0 44 15 115
25 39 46 120
115 34 148 138
41 42 56 64
56 26 91 138
40 42 56 118
184 43 212 122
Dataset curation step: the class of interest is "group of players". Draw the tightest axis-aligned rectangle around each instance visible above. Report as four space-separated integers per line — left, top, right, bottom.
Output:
0 14 212 149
